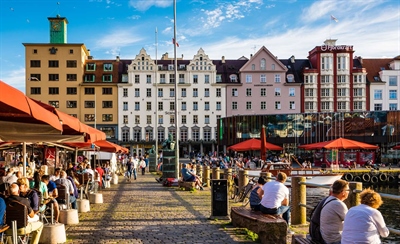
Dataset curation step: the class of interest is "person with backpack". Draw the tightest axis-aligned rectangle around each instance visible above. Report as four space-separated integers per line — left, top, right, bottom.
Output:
316 179 349 244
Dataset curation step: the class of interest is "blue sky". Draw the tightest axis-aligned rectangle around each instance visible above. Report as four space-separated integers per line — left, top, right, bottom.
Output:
0 0 399 92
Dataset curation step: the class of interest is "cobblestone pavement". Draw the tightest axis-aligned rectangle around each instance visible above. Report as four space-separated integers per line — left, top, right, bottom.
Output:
65 171 255 244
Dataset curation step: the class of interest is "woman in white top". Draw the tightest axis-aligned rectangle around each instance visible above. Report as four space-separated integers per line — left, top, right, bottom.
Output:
342 189 389 244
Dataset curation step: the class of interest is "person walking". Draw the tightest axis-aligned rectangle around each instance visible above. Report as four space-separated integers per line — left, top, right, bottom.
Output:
126 157 133 182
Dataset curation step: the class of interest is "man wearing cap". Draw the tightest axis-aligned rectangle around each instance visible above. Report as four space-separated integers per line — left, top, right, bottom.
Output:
181 163 203 190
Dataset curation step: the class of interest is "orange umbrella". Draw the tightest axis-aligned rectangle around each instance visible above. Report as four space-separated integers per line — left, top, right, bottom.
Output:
64 140 125 153
260 126 267 160
298 137 378 150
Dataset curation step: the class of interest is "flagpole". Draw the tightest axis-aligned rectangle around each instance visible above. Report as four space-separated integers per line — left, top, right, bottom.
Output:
155 27 159 166
173 0 180 179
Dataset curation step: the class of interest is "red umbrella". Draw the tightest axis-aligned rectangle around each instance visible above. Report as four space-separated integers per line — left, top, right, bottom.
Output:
64 140 126 153
260 126 267 160
298 137 378 150
227 138 282 151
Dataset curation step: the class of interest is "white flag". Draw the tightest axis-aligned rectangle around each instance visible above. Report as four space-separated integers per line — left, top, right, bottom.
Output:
331 15 339 22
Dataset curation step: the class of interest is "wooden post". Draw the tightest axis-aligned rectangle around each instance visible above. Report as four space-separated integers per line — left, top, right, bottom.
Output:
238 170 248 191
260 172 272 182
291 176 306 225
345 182 363 208
197 164 202 178
212 167 220 180
224 168 232 181
203 166 210 187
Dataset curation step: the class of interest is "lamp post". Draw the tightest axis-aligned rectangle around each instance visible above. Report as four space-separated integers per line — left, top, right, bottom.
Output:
173 0 180 179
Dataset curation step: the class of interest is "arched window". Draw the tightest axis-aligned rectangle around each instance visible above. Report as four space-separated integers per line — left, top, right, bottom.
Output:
260 58 266 70
251 64 255 70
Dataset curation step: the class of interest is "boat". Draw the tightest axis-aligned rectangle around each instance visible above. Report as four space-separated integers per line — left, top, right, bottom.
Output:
247 162 343 186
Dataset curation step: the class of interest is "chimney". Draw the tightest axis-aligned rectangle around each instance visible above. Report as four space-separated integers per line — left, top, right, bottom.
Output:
116 56 120 62
222 56 225 63
250 54 253 59
87 49 93 59
358 56 363 64
290 55 295 63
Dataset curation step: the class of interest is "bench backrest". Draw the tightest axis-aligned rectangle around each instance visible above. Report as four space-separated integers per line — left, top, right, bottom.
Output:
55 183 68 205
6 200 28 229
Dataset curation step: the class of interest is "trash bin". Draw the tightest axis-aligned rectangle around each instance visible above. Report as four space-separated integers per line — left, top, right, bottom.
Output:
210 179 229 220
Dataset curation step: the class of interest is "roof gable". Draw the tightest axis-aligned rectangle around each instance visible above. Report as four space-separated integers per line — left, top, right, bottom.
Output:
240 46 287 72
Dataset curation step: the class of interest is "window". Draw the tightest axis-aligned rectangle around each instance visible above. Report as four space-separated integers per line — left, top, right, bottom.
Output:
102 88 112 94
157 88 163 97
30 60 40 67
260 59 266 70
66 60 77 68
193 75 198 84
305 89 314 97
275 74 281 83
49 74 59 81
158 115 164 124
337 102 346 110
85 88 95 94
123 102 128 111
246 75 252 83
275 101 281 110
181 88 186 97
337 88 347 97
160 74 166 83
169 74 175 83
69 49 74 54
135 102 140 111
321 88 330 97
29 74 41 81
102 114 113 122
389 103 397 110
205 115 210 124
389 90 397 100
84 114 95 122
49 101 59 108
192 127 199 140
216 102 221 110
103 63 113 71
158 102 163 111
30 87 41 95
261 101 266 110
205 102 210 110
67 74 77 81
287 74 294 82
337 75 346 83
216 75 222 83
321 102 330 110
232 88 238 97
69 114 77 118
374 104 382 111
305 75 314 83
271 64 275 70
230 75 237 82
86 63 96 71
49 60 59 68
158 126 164 141
337 56 347 70
353 88 363 97
66 87 77 95
246 88 252 96
389 76 397 86
123 88 128 97
261 88 266 97
232 101 238 110
135 75 140 84
169 115 175 124
216 88 221 97
170 88 175 97
103 101 113 108
260 74 266 83
123 115 128 124
168 64 174 70
102 75 112 82
179 74 185 83
205 74 210 83
193 88 198 97
146 88 152 97
181 115 187 124
374 90 383 100
145 74 151 84
305 102 314 110
133 128 141 141
146 102 152 111
170 102 175 111
275 88 281 96
354 75 362 83
205 88 210 97
49 87 59 95
145 127 153 140
251 64 255 70
289 101 295 110
193 115 198 124
85 101 95 108
354 101 363 110
66 101 77 108
246 101 252 110
193 102 198 110
321 75 330 83
181 101 187 111
321 56 332 70
289 88 295 97
84 74 95 82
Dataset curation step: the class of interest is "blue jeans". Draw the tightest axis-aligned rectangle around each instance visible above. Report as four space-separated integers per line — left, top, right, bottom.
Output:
132 169 137 180
69 195 77 209
260 205 291 224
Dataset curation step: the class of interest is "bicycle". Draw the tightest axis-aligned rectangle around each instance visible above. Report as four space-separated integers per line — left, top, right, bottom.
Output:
240 177 257 206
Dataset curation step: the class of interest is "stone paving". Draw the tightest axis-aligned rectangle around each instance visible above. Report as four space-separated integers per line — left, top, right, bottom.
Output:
65 171 255 244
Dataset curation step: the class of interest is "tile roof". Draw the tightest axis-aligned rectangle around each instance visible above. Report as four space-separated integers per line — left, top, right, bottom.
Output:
361 58 393 83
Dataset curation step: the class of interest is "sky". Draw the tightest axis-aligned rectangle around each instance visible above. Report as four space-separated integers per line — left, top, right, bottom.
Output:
0 0 399 92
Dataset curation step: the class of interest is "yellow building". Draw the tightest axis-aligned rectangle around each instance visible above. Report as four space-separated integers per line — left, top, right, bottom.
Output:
24 15 119 142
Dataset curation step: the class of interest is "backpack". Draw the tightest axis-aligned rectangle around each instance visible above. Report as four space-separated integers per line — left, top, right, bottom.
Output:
309 197 336 244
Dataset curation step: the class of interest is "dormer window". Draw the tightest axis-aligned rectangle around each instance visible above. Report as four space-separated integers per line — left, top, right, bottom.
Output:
287 74 294 83
260 58 266 70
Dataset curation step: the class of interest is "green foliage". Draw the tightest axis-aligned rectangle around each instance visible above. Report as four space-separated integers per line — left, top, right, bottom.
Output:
235 228 259 242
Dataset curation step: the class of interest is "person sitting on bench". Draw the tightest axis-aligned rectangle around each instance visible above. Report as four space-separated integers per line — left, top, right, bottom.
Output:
181 163 203 190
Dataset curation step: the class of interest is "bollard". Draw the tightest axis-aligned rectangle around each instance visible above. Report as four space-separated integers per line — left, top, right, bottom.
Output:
203 166 210 188
345 181 363 208
197 165 203 179
212 167 220 180
238 170 248 191
224 168 232 181
291 176 306 225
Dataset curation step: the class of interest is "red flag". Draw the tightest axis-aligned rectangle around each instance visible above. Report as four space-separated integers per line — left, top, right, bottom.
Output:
172 38 179 47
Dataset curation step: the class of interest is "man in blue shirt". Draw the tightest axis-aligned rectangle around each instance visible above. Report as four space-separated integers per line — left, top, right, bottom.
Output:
41 175 60 223
181 163 203 190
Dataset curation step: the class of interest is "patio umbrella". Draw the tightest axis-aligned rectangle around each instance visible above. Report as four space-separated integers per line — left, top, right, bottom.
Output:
298 137 378 150
64 140 124 153
260 126 267 160
227 138 282 151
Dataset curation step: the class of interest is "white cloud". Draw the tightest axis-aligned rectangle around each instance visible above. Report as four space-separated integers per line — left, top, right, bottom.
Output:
94 29 144 49
129 0 173 11
0 68 26 93
128 15 141 20
162 27 172 34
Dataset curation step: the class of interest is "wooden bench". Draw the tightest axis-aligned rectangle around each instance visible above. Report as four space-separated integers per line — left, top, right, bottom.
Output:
231 207 287 244
292 234 318 244
178 180 196 190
